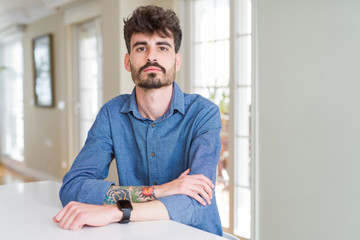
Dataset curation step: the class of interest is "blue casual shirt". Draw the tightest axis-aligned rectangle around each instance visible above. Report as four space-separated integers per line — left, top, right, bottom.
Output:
59 82 223 236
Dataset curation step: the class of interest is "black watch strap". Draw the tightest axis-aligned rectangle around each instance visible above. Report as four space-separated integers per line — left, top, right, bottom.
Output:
116 200 132 224
120 208 131 223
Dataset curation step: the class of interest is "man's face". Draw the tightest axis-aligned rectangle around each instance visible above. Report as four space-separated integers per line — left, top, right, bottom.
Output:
124 32 181 89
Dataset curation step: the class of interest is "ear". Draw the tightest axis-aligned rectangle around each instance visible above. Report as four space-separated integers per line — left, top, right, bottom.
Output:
124 53 131 72
175 52 182 72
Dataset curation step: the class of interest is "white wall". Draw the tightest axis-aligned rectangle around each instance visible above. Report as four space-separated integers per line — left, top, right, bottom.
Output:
257 0 360 239
24 11 68 180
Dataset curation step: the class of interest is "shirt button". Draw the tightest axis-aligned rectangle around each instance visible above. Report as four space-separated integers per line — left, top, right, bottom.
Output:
153 182 157 185
151 152 155 157
151 123 155 127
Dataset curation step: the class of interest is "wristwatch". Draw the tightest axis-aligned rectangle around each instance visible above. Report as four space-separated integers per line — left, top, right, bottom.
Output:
116 200 133 223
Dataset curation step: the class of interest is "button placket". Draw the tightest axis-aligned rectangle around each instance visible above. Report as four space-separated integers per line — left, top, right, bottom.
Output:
147 122 157 186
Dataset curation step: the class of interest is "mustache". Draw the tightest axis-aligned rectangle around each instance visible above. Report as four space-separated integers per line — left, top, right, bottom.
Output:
138 62 166 74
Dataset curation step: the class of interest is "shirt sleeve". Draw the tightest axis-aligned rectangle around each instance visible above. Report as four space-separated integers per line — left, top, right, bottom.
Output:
59 106 115 206
158 103 223 235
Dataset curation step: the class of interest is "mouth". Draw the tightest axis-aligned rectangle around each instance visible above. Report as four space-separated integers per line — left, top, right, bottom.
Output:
139 62 166 74
143 67 162 72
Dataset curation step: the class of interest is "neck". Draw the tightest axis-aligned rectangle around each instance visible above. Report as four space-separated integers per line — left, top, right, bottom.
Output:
135 84 173 121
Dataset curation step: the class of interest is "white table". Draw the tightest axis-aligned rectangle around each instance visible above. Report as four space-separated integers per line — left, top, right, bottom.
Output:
0 181 226 240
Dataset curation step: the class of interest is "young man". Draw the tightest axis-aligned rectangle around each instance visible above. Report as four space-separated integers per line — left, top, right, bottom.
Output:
54 5 222 236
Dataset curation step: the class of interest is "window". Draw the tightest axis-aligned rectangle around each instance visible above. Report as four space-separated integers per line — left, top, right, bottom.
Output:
234 0 252 238
188 0 253 238
0 40 24 161
74 18 103 152
190 0 231 229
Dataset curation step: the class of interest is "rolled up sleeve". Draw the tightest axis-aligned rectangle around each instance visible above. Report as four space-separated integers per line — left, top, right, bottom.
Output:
59 107 115 206
159 105 223 236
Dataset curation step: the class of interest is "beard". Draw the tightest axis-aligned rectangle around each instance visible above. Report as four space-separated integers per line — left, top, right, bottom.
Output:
131 62 176 89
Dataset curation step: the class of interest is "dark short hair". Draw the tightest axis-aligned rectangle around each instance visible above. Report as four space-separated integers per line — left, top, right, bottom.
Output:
123 5 182 53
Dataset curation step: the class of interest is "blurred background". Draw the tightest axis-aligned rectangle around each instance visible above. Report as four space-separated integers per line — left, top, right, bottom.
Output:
0 0 359 240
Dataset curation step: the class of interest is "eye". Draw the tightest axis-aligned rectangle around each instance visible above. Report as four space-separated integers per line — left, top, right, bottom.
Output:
159 46 168 52
136 47 146 52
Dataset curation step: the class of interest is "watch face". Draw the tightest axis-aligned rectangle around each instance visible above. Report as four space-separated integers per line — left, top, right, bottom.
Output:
118 200 133 210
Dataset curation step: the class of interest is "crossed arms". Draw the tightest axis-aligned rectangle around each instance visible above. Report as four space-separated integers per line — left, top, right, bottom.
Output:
54 101 222 232
54 169 214 230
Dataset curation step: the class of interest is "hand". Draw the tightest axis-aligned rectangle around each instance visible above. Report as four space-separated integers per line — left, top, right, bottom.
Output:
53 201 122 230
156 169 214 206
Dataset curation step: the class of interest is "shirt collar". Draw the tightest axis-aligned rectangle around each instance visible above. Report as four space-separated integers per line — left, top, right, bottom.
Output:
120 82 185 121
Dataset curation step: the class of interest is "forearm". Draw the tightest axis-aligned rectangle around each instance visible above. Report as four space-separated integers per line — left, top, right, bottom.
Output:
131 200 169 221
158 194 222 235
104 169 214 206
60 177 114 206
53 200 169 230
103 183 191 204
104 185 157 204
109 200 169 222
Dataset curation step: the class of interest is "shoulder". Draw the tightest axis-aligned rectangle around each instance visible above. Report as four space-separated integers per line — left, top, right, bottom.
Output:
183 93 221 127
183 93 222 135
98 94 131 115
184 93 219 113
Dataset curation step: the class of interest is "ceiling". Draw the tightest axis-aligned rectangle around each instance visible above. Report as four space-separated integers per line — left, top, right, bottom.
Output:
0 0 78 30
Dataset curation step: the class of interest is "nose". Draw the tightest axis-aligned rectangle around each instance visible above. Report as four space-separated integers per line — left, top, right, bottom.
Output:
147 47 157 62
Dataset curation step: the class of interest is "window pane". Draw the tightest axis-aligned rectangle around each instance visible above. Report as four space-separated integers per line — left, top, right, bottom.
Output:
193 0 216 42
234 186 251 238
193 42 216 87
237 0 252 35
79 89 99 120
236 137 251 187
215 0 230 40
216 183 229 228
80 60 98 89
0 41 24 161
215 40 230 87
76 19 103 153
80 27 97 59
237 87 251 137
237 36 252 86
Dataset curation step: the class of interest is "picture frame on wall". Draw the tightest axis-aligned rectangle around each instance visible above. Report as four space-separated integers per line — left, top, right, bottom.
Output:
32 34 54 107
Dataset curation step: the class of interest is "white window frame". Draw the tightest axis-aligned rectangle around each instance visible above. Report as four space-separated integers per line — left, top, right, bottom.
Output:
231 0 254 239
0 28 25 162
184 0 256 239
72 18 103 154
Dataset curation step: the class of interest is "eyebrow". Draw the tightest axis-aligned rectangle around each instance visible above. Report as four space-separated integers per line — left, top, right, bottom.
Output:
156 41 172 48
132 41 173 49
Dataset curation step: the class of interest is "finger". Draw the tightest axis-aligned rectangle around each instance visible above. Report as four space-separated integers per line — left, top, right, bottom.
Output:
55 201 76 223
69 213 85 230
201 183 213 200
187 191 206 206
186 173 214 189
186 183 211 205
183 177 213 199
55 205 73 226
179 168 190 178
197 174 215 189
53 216 59 223
183 182 212 205
199 186 213 203
54 207 66 223
59 203 81 229
62 207 80 230
198 187 212 205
